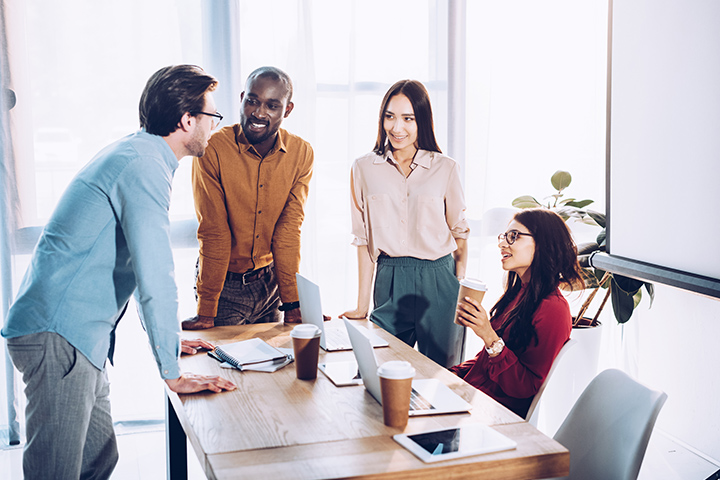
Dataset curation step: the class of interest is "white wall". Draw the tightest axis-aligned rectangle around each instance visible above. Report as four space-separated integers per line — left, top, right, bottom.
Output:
635 288 720 461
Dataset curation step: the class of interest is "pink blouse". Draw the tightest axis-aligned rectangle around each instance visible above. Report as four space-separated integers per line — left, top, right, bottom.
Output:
350 149 470 262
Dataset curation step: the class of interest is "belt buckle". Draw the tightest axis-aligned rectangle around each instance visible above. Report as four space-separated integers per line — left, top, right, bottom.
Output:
241 267 263 286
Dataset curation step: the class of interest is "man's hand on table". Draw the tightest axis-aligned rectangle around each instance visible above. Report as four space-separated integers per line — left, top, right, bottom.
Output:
180 338 215 355
181 314 215 330
283 307 302 324
165 373 236 394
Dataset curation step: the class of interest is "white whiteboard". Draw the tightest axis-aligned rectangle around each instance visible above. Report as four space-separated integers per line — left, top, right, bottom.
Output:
608 0 720 282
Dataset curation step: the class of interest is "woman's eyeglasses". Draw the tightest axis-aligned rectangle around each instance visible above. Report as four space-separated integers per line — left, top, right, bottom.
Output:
498 230 533 245
191 111 224 129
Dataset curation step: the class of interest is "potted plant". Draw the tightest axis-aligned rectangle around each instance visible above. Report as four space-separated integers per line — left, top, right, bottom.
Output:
512 170 654 326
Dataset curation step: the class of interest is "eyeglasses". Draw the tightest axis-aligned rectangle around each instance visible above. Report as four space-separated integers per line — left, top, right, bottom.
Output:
498 230 533 245
191 111 223 128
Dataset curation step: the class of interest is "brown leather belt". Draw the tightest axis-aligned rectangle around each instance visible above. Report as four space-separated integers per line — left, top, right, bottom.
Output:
226 264 271 285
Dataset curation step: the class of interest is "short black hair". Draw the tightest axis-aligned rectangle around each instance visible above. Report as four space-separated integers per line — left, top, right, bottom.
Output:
139 65 218 136
245 66 293 103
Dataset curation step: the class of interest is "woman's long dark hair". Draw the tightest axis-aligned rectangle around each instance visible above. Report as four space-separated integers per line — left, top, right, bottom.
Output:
491 208 585 353
373 80 441 155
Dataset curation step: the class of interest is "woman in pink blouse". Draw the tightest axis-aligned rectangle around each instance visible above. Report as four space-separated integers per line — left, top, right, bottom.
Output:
451 208 584 417
341 80 470 368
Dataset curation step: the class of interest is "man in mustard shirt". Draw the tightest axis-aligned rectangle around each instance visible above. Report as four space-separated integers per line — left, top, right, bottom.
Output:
182 66 313 330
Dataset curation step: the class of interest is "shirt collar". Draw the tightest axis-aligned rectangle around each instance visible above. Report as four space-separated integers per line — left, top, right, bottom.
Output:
235 125 288 158
375 147 434 169
140 129 180 171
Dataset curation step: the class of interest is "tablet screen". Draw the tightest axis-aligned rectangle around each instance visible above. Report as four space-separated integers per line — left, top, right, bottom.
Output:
409 428 463 455
394 424 516 463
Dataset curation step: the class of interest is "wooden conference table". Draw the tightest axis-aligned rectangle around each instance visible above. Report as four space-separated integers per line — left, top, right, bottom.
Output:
166 320 569 480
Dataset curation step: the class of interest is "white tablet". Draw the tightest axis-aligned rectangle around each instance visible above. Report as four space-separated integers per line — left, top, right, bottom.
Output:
318 361 363 386
393 424 517 463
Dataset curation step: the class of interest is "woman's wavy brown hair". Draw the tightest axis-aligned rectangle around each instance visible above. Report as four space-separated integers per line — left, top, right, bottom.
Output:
491 208 585 353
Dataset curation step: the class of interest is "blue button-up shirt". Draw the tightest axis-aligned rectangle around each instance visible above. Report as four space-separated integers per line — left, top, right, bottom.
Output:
2 130 181 379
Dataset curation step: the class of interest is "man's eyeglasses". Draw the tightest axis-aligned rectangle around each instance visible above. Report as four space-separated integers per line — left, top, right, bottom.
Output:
498 230 533 245
191 111 223 128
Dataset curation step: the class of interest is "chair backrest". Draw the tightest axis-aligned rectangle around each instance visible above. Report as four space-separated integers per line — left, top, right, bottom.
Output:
525 338 577 426
553 369 667 480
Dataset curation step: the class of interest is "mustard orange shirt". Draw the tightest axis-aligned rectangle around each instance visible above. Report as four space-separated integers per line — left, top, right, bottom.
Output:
192 125 313 317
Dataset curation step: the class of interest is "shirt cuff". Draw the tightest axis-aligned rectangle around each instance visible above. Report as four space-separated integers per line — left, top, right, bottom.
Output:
197 299 219 317
158 360 181 380
452 229 471 240
351 236 368 247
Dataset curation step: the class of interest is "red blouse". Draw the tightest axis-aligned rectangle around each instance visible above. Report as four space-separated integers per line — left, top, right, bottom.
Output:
450 288 572 418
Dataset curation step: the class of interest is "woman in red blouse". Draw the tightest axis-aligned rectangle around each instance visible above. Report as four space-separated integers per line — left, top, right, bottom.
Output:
450 208 584 417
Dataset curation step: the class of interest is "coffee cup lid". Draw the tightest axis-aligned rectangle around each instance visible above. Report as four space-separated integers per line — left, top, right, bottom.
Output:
460 278 488 291
377 360 415 379
290 324 321 339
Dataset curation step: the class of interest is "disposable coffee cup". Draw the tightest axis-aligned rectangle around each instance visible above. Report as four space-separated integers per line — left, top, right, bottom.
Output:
290 324 322 380
377 361 415 428
455 278 488 325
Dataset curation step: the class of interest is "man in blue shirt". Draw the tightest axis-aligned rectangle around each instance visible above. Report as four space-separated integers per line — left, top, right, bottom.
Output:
2 65 236 480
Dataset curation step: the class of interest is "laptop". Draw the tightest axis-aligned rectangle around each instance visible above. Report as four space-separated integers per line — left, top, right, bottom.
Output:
296 273 388 351
343 318 472 416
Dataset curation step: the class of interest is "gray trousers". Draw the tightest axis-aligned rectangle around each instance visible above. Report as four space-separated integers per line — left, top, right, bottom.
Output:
7 332 118 480
195 260 283 326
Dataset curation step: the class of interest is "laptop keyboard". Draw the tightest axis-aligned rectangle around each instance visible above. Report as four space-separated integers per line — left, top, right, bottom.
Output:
410 388 436 411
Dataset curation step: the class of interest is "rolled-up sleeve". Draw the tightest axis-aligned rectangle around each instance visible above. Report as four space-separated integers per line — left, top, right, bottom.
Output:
350 160 368 247
445 162 470 240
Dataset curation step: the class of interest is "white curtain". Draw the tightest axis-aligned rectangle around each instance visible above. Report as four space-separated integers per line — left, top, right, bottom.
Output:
0 0 206 435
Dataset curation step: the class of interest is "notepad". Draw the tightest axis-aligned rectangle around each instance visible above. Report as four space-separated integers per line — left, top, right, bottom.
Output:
213 338 289 371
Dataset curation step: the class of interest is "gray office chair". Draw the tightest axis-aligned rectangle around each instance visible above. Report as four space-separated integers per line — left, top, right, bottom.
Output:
549 368 667 480
525 338 576 426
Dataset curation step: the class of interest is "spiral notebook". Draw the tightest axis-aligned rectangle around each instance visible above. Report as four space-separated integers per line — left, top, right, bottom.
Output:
212 338 290 371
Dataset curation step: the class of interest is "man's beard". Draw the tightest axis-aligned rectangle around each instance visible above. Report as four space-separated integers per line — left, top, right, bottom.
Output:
186 127 207 157
242 117 278 145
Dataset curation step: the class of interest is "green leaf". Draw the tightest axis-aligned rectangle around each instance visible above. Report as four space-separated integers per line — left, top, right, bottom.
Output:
613 274 643 295
595 268 609 287
551 170 572 192
644 283 655 308
596 229 606 249
555 206 585 221
578 254 593 269
566 199 595 208
587 211 606 228
512 195 542 209
611 280 636 323
580 216 601 227
577 242 600 256
633 289 643 309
